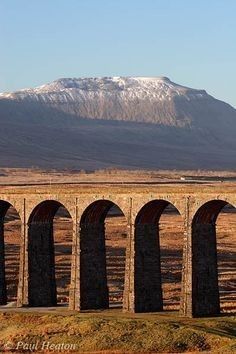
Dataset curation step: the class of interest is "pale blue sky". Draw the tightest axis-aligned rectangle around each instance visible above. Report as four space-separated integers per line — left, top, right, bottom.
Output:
0 0 235 107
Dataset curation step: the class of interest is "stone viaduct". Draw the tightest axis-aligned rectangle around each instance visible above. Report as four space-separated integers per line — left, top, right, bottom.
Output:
0 182 235 317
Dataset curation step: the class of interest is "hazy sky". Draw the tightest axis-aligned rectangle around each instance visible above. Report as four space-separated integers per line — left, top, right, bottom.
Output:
1 0 235 107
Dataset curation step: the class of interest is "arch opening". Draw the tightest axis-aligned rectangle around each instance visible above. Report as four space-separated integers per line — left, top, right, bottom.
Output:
191 200 236 316
134 199 183 313
0 201 21 306
79 200 127 310
159 203 184 312
28 200 72 307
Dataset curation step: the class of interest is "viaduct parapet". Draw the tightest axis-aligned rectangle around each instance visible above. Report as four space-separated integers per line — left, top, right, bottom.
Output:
0 182 235 317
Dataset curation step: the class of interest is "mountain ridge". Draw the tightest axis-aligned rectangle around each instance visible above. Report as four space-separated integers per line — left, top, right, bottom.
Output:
0 76 235 170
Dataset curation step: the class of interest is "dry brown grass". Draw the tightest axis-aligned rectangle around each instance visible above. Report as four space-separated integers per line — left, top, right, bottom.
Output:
0 311 235 353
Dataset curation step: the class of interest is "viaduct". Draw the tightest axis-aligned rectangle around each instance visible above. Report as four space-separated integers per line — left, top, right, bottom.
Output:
0 182 235 318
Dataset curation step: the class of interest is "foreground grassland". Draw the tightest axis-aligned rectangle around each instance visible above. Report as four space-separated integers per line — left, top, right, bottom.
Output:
0 312 235 353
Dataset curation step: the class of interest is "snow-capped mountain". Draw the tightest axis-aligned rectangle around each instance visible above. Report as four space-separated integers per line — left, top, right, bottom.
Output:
0 76 235 170
1 76 232 128
0 76 207 101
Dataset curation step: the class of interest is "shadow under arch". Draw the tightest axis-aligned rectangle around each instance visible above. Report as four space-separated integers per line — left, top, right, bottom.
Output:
28 200 72 307
134 199 182 313
79 199 127 310
0 200 21 305
191 199 235 317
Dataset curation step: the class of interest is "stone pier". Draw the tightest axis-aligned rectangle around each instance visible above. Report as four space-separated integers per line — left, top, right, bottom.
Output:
0 182 234 317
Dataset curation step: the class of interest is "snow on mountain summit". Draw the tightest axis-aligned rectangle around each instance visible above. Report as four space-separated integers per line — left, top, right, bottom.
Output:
0 76 207 102
38 76 208 99
0 76 234 131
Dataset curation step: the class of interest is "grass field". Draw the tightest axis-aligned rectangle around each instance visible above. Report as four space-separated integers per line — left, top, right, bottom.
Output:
0 311 235 353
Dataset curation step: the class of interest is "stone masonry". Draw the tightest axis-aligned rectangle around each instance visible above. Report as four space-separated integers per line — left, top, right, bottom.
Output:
0 183 235 317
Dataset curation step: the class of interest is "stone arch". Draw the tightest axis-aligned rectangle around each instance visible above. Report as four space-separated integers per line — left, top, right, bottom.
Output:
26 197 75 224
134 199 183 312
190 197 236 220
78 196 129 222
135 199 182 224
132 196 184 223
28 200 72 307
191 199 236 316
79 199 127 310
192 199 233 224
0 200 21 305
